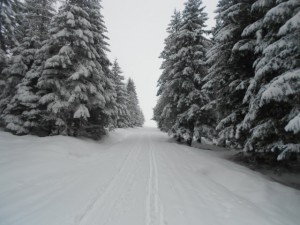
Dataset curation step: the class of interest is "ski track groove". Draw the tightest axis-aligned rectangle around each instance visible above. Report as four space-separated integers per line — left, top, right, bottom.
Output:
146 136 166 225
101 144 142 225
74 139 141 225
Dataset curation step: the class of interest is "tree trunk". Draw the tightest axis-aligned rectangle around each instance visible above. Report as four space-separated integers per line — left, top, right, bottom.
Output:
187 138 192 146
176 135 182 143
187 124 195 147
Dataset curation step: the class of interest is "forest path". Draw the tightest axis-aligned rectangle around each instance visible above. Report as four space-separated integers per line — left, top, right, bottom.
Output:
0 128 300 225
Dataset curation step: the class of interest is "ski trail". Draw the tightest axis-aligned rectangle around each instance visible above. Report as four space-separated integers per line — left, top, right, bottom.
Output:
146 138 166 225
2 128 300 225
101 145 142 225
74 140 141 225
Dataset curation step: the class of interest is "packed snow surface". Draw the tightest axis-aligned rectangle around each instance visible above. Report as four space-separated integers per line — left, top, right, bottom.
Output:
0 128 300 225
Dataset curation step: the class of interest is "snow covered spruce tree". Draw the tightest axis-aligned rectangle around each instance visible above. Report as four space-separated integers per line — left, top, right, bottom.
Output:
0 0 23 55
111 59 131 128
0 0 56 127
154 10 182 133
2 0 116 138
203 0 256 148
36 0 117 138
126 78 144 127
241 0 300 161
157 0 210 146
0 0 23 78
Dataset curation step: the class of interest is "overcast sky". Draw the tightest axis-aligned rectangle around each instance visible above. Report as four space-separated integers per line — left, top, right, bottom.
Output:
102 0 218 127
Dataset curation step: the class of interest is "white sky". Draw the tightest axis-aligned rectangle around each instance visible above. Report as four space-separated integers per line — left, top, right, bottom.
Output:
102 0 218 127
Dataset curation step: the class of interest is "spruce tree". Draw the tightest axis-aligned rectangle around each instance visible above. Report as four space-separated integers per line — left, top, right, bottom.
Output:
0 0 23 54
111 59 131 128
0 0 55 134
126 78 144 127
203 0 256 148
154 10 182 133
241 0 300 160
88 0 117 131
170 0 209 146
2 0 116 138
0 0 23 73
24 0 56 41
36 0 116 138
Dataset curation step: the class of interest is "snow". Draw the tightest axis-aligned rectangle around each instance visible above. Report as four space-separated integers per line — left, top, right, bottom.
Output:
1 127 300 225
279 11 300 35
285 113 300 134
74 104 90 119
260 69 300 104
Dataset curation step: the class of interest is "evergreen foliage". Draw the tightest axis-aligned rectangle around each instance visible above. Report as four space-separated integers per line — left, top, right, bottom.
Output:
154 10 182 133
155 0 299 163
111 59 131 128
35 0 117 138
154 0 210 146
0 0 144 139
0 0 55 134
203 0 256 148
0 0 23 54
127 78 144 127
241 0 300 160
0 0 23 74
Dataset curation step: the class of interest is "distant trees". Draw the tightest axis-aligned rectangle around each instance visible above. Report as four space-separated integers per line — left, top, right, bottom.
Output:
154 0 300 162
111 59 131 128
0 0 144 139
126 78 145 127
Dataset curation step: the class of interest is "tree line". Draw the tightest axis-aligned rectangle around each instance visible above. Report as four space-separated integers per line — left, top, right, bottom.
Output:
154 0 299 163
0 0 144 139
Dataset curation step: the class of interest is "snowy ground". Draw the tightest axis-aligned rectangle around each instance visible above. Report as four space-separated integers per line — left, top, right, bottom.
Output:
1 128 300 225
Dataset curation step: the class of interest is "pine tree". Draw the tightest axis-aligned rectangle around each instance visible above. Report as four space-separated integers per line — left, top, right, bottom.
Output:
1 0 116 138
241 0 300 160
0 36 40 115
0 49 7 93
88 0 117 131
154 10 182 133
0 0 23 54
0 0 23 72
169 0 209 146
0 0 55 134
24 0 56 41
203 0 256 148
111 59 131 128
35 0 116 138
126 78 144 127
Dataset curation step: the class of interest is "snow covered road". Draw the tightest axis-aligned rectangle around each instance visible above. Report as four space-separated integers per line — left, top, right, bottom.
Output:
1 128 300 225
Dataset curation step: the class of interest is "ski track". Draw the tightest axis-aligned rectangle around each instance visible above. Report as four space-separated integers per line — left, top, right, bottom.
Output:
75 139 142 225
146 136 166 225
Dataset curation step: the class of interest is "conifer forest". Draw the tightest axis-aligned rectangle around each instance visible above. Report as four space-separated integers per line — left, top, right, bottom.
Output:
0 0 145 140
154 0 300 164
1 1 300 224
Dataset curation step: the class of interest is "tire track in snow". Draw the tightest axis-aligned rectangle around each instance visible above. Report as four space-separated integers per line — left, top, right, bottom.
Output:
146 138 166 225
